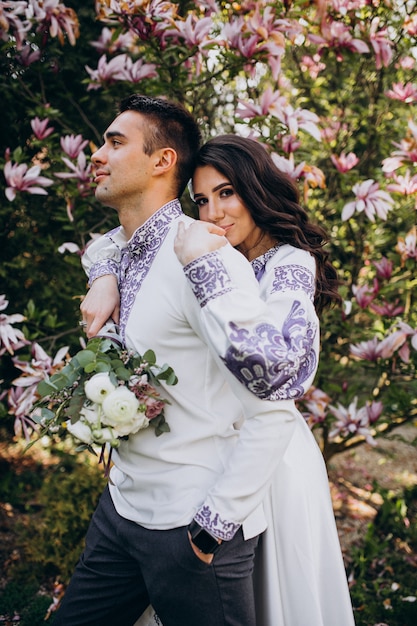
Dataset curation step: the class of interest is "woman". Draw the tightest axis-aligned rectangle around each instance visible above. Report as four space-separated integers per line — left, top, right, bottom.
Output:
81 135 355 626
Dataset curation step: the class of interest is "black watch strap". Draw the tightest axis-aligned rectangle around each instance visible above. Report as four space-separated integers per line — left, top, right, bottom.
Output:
188 519 222 554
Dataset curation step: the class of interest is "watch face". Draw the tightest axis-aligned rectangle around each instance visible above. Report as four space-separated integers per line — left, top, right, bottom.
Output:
191 526 221 554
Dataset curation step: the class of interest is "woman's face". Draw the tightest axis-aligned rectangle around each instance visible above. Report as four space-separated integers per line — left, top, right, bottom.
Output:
192 164 265 259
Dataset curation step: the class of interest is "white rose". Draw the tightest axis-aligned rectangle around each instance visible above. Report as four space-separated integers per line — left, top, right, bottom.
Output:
102 386 149 436
84 373 117 404
66 419 93 444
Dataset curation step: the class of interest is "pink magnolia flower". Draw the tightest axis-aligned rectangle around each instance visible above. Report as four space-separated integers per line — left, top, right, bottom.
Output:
349 337 383 361
366 400 383 425
341 179 395 222
4 161 54 201
328 397 377 446
60 134 88 158
308 20 369 61
369 299 404 317
396 225 417 264
13 342 69 388
331 0 366 12
168 14 213 49
350 330 407 361
237 87 284 119
378 330 408 359
85 54 129 90
301 164 326 190
301 386 331 426
31 0 80 46
386 170 417 195
398 56 415 70
16 44 42 66
7 386 39 439
331 152 359 173
269 100 321 141
404 12 417 36
31 116 54 140
373 257 393 280
281 135 301 154
382 119 417 172
0 295 28 356
58 242 81 254
398 321 417 352
270 153 306 180
352 279 379 308
86 53 158 89
90 27 135 54
55 151 93 183
300 54 326 79
123 57 158 83
0 1 31 49
385 82 417 104
369 18 393 69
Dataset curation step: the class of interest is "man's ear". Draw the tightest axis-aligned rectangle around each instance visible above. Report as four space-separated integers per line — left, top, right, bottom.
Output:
152 147 177 177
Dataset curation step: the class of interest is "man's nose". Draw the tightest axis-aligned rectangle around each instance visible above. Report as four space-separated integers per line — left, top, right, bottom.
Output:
92 145 106 164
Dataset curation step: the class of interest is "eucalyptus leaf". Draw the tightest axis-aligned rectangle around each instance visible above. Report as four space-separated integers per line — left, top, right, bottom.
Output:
142 349 156 365
37 379 59 397
75 349 97 368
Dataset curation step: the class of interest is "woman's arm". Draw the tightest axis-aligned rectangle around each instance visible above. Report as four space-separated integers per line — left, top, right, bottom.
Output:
175 221 320 401
79 228 125 337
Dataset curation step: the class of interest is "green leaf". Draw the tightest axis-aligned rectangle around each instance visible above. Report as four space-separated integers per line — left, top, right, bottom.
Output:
84 362 99 373
95 361 111 373
37 379 59 397
142 349 156 366
115 366 131 381
74 349 96 368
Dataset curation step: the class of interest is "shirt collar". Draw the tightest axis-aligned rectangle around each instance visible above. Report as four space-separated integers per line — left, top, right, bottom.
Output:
127 199 183 256
251 244 282 281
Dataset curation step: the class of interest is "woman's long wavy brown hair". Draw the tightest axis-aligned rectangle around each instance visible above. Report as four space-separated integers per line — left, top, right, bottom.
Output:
195 134 342 316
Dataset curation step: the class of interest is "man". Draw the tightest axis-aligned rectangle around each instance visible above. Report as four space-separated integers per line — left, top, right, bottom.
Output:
54 94 296 626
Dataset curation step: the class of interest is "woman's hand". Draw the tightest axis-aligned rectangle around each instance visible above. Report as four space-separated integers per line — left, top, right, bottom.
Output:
174 221 227 266
80 274 120 338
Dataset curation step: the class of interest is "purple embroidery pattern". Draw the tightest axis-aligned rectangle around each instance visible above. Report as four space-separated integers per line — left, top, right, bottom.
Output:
251 244 282 281
184 251 233 308
272 265 315 302
222 300 317 400
89 259 120 285
118 200 183 341
195 505 240 541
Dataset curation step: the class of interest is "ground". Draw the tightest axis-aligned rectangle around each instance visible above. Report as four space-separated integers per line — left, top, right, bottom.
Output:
0 423 416 621
327 423 417 563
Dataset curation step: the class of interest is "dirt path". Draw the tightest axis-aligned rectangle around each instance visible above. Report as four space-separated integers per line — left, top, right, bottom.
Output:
327 423 417 562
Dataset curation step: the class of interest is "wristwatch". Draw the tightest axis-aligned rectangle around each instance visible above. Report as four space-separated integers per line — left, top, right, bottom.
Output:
188 519 222 554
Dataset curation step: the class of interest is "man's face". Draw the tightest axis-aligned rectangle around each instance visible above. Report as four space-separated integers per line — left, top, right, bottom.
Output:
92 110 154 210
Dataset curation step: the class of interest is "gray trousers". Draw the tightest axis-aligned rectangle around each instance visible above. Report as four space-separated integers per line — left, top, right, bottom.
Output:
52 487 259 626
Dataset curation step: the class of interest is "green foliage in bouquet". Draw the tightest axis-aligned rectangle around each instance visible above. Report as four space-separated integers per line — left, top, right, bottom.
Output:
29 337 178 460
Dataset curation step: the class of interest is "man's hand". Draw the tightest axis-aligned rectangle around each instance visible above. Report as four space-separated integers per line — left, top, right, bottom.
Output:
80 274 120 338
174 221 227 266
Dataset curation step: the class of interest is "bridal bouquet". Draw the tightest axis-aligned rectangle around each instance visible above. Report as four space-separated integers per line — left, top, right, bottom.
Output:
29 336 177 470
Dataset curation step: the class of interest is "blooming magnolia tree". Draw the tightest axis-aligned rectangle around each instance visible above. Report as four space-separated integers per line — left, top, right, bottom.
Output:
0 0 416 462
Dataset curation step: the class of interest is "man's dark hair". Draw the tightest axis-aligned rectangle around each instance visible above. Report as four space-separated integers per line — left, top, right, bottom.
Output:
119 94 201 197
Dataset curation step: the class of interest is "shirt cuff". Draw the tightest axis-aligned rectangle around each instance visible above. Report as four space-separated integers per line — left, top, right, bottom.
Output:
183 251 233 308
89 259 120 287
194 504 241 541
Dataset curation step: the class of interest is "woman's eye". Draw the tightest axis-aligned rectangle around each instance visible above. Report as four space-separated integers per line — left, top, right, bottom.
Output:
194 197 207 207
220 188 233 197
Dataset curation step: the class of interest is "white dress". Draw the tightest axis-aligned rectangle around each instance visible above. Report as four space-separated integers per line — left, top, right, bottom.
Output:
85 238 355 626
